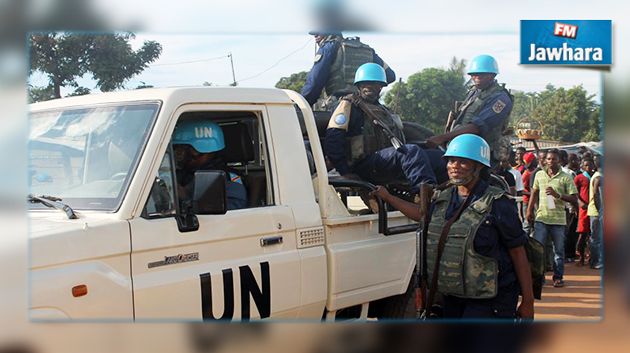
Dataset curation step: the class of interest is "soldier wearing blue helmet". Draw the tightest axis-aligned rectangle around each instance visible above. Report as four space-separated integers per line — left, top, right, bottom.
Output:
426 54 514 167
172 120 247 210
300 30 396 109
372 134 537 319
324 63 436 210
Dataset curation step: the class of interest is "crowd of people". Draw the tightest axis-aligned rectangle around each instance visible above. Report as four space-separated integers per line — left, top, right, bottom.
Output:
515 146 604 278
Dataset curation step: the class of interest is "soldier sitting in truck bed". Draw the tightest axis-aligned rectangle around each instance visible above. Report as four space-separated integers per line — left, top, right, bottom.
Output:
172 119 248 210
425 54 514 168
324 63 436 209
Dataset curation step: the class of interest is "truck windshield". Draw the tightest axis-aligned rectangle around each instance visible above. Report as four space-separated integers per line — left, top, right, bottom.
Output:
28 102 160 211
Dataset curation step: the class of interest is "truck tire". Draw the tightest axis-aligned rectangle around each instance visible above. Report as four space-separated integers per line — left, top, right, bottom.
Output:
402 121 435 143
369 275 417 320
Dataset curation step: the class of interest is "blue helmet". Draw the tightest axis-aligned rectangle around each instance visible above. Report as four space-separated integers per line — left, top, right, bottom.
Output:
443 134 491 167
354 62 387 86
172 120 225 153
467 54 499 75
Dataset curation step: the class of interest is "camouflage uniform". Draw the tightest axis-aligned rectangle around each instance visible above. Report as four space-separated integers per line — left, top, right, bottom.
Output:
426 179 529 318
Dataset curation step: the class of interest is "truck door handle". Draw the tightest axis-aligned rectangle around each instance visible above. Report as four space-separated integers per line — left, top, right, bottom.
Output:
260 236 283 247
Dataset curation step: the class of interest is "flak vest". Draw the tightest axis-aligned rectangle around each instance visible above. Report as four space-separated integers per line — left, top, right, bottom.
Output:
325 37 374 97
345 94 406 165
426 185 504 299
452 82 513 162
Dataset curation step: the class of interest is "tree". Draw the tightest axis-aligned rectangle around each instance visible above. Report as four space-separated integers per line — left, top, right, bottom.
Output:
29 32 162 101
508 90 536 126
27 84 56 103
66 87 91 96
275 71 308 92
384 58 468 134
448 57 467 76
510 85 601 142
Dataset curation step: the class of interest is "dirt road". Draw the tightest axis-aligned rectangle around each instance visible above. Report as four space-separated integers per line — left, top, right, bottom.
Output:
535 261 603 321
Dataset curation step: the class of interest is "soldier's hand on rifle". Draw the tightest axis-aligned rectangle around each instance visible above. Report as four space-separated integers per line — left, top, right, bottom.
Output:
370 185 391 202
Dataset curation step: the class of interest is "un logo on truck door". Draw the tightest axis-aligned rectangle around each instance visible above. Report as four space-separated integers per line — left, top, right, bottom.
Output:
199 262 270 321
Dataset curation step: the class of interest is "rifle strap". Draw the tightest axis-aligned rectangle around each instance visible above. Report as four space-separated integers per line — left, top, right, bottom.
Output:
425 190 474 311
417 184 432 317
351 96 402 142
450 90 479 130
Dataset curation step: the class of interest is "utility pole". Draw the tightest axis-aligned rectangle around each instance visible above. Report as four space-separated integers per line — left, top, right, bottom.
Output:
228 52 237 86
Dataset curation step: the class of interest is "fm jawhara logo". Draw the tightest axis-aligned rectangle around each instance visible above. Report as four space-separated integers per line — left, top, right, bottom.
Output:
521 20 612 66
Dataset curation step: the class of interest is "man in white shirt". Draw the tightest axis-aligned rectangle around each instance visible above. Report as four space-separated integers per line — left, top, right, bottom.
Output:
510 167 524 196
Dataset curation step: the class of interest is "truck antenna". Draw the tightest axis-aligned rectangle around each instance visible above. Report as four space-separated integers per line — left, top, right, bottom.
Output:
228 52 237 86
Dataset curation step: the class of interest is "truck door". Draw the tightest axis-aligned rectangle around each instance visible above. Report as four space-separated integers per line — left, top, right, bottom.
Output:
128 105 303 320
284 89 417 314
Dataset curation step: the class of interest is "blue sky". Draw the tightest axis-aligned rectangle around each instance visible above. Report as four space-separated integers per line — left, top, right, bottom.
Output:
28 0 630 101
127 32 602 96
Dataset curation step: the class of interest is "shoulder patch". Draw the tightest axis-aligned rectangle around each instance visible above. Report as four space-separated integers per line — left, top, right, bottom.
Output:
229 172 243 184
314 54 322 63
492 99 507 114
328 100 352 130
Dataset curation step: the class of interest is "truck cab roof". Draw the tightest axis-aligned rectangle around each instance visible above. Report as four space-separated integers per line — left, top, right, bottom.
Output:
29 86 295 112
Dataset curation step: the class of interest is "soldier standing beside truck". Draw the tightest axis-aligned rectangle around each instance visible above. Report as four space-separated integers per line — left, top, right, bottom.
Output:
301 30 396 110
372 135 536 319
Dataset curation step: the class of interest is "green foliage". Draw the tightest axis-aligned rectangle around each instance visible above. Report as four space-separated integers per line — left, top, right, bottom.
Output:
275 71 308 92
87 33 162 92
384 57 467 134
67 86 91 96
29 32 162 101
27 85 56 103
511 84 601 142
379 54 600 143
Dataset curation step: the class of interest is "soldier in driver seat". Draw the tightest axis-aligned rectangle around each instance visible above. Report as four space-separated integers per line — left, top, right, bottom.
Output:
172 120 247 211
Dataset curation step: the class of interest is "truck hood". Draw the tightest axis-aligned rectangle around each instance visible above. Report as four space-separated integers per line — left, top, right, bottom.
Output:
29 211 131 269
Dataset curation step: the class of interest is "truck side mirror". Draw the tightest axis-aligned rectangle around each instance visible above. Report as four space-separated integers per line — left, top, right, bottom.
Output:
192 170 228 215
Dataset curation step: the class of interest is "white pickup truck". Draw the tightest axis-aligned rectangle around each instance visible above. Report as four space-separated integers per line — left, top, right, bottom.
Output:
28 87 419 321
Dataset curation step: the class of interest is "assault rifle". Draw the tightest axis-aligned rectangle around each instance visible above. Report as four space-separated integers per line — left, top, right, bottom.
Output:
444 100 462 134
415 183 433 319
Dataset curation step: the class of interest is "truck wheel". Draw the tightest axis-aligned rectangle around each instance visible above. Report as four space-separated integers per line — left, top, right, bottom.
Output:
402 121 434 143
369 276 417 320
